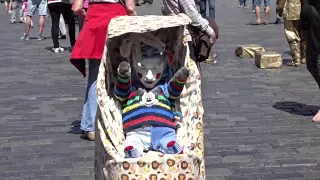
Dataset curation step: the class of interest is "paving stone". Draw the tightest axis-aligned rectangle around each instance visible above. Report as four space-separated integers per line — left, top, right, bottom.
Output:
221 156 252 163
259 172 305 180
231 167 270 176
296 146 320 154
278 159 318 167
206 168 234 176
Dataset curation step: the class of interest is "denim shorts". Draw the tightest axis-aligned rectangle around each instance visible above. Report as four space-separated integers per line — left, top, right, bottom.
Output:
254 0 270 7
26 0 48 16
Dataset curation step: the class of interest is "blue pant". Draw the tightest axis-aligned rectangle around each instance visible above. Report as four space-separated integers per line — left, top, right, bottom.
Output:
239 0 247 6
124 126 181 158
80 60 100 132
199 0 215 18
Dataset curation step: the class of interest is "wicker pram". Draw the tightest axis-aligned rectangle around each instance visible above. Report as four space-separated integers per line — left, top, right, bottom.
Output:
94 14 206 180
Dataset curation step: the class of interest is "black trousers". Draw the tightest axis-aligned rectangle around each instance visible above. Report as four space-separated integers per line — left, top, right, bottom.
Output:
48 3 75 48
304 0 320 89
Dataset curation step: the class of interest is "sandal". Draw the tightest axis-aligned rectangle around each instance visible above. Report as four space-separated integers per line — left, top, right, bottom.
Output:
252 21 261 25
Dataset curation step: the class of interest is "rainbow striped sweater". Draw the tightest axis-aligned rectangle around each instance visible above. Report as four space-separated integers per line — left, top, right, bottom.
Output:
114 74 187 133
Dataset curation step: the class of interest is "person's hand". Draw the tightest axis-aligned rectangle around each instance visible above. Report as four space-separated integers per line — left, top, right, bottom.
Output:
72 0 85 17
125 0 137 16
209 31 217 44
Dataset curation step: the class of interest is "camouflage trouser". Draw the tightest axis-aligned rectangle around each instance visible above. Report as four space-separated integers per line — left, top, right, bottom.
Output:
276 0 285 19
284 18 307 65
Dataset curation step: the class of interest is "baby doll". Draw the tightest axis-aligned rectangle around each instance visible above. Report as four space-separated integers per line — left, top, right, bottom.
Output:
114 44 189 158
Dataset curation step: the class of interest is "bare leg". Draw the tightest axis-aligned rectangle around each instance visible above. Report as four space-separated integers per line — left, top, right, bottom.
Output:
264 6 270 24
255 6 261 24
38 15 45 34
25 16 31 35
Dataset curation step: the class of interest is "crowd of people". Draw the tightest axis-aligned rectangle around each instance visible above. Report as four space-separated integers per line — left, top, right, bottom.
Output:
2 0 75 51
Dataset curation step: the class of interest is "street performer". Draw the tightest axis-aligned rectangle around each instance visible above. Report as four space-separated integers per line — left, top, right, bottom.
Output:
277 0 306 66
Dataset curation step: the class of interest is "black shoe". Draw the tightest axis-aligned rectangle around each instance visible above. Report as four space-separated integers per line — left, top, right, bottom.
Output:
275 17 281 24
58 35 67 39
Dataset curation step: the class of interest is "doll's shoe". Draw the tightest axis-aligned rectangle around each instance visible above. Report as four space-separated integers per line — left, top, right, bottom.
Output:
118 61 131 77
167 141 183 154
173 67 190 82
124 146 142 158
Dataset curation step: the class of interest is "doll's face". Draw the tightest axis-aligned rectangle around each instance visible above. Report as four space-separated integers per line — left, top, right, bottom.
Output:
133 44 166 89
134 55 165 89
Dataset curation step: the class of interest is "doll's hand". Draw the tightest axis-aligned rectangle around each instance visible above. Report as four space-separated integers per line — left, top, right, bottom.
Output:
174 116 182 123
118 61 131 77
173 112 183 123
174 67 190 82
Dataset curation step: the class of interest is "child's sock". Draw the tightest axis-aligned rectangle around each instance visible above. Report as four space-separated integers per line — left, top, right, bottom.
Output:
167 141 183 154
124 146 142 158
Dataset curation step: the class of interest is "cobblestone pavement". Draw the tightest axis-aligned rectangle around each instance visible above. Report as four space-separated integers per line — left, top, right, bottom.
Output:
1 0 320 179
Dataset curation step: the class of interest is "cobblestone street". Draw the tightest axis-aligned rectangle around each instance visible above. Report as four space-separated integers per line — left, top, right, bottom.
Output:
1 0 320 179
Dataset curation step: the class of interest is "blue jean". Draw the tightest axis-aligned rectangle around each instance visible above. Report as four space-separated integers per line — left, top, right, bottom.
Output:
199 0 215 18
124 126 179 156
80 59 100 132
239 0 247 6
252 0 255 10
26 0 48 16
253 0 270 7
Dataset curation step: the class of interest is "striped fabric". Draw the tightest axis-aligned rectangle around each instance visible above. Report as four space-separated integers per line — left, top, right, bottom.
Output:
114 72 187 133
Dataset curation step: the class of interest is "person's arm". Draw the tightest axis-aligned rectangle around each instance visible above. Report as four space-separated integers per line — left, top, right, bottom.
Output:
178 0 214 36
124 0 137 15
114 62 133 103
72 0 86 17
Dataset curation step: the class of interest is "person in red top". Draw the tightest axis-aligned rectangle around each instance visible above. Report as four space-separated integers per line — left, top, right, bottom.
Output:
71 0 136 141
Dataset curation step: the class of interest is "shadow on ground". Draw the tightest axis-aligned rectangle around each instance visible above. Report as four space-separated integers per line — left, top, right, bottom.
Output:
69 120 83 134
273 101 318 116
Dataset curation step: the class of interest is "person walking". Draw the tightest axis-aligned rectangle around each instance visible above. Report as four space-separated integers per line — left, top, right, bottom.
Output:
253 0 270 25
199 0 215 18
9 0 24 23
252 0 255 12
71 0 136 141
163 0 216 60
21 0 34 27
77 0 88 31
21 0 48 40
47 0 75 53
277 0 306 66
301 0 320 121
238 0 248 8
275 0 284 24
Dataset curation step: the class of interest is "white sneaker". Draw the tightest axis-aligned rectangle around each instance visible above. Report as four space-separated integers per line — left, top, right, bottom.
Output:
52 47 65 53
10 19 15 24
21 33 30 41
37 34 44 41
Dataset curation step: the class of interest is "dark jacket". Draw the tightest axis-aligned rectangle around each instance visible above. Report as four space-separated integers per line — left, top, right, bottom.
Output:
302 0 320 52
